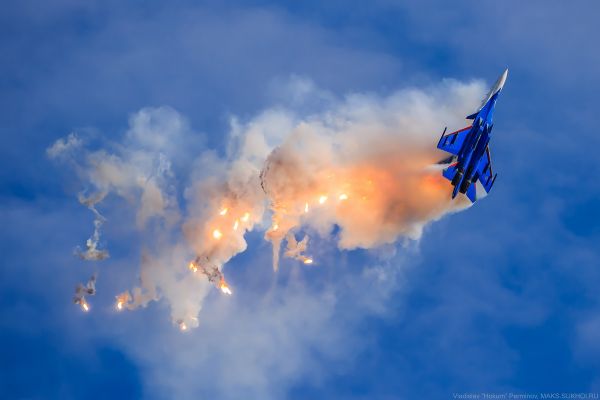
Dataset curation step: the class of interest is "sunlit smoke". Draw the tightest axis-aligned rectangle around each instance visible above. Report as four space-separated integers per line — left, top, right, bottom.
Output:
283 232 312 264
49 78 484 329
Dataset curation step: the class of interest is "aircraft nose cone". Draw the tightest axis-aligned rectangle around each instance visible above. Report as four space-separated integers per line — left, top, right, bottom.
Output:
498 68 508 91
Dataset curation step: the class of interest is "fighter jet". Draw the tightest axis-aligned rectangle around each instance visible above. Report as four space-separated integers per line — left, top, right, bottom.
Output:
73 274 97 311
437 69 508 202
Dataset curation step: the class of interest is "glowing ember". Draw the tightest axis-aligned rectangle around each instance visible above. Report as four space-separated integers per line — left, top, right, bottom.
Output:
219 208 228 216
219 280 232 295
319 195 328 204
303 258 314 264
180 322 187 331
188 262 198 273
81 301 89 312
241 212 250 222
212 229 223 240
304 202 309 213
115 292 130 310
233 220 239 231
339 193 348 201
272 223 279 231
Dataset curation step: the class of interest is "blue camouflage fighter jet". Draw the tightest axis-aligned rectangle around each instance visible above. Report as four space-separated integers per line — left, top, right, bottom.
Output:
437 69 508 203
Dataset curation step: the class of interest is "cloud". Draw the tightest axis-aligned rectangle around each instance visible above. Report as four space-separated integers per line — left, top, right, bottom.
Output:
46 132 81 159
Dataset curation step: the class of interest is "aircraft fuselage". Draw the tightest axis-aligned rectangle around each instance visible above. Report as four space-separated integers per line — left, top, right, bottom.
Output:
451 92 498 198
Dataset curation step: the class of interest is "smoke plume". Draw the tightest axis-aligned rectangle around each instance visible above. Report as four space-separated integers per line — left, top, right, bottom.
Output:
48 78 484 327
75 191 109 261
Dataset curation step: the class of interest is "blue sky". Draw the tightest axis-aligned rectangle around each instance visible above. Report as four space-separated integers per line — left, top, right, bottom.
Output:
2 1 600 399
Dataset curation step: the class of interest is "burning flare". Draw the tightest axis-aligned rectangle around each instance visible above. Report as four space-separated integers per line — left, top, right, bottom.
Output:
219 279 232 295
179 321 187 331
189 258 233 296
115 292 131 311
188 262 198 273
73 274 96 313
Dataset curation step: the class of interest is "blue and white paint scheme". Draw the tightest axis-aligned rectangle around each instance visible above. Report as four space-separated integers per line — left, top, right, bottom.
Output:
437 69 508 203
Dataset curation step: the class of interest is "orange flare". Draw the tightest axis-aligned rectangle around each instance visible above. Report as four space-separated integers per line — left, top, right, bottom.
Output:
188 262 198 272
219 279 232 295
303 258 314 264
319 195 328 204
339 193 348 201
219 208 228 216
304 202 309 213
233 220 239 231
212 229 223 240
115 293 130 310
241 212 250 222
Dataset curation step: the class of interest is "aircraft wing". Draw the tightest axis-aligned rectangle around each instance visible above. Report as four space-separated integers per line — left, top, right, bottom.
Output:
437 126 472 156
475 145 497 195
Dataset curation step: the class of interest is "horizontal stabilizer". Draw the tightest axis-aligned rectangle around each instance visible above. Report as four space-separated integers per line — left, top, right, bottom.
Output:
466 182 477 203
479 173 497 194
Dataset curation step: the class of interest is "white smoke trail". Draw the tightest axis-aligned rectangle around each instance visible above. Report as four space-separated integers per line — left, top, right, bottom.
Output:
48 78 485 327
75 191 109 261
284 232 312 265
